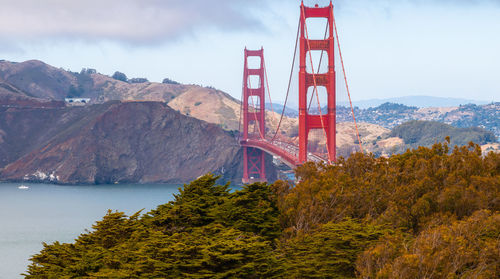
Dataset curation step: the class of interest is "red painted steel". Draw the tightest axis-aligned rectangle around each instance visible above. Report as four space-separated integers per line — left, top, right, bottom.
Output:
240 138 326 169
242 48 266 183
298 1 336 164
240 2 338 182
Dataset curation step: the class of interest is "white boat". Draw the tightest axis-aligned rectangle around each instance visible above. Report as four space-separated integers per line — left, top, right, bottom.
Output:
18 185 29 190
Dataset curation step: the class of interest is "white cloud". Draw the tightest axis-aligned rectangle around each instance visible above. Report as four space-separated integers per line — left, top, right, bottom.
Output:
1 0 497 45
0 0 269 44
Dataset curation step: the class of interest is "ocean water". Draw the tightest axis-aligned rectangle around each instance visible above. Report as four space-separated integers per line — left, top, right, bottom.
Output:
0 182 182 279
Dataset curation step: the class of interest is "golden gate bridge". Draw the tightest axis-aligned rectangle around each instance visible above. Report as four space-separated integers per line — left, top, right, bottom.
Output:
239 1 363 183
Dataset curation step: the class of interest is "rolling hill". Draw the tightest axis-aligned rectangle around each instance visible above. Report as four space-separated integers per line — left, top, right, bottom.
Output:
0 59 497 183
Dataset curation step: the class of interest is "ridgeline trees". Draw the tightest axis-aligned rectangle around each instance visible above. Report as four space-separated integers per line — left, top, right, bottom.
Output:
25 142 500 278
111 71 127 82
162 78 180 85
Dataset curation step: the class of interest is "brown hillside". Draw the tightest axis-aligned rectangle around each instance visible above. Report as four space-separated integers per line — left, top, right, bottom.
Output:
0 60 77 100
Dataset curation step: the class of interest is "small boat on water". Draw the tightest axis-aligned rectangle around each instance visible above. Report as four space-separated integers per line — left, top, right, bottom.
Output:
18 185 29 190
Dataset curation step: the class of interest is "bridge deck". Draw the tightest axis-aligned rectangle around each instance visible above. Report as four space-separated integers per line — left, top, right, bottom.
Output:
240 138 326 168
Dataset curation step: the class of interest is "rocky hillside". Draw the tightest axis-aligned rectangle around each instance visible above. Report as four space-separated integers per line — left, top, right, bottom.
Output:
0 100 275 184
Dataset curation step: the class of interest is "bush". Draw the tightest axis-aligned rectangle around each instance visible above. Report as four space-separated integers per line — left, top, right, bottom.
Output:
66 84 84 98
162 78 179 85
80 68 96 75
111 71 127 82
357 210 500 278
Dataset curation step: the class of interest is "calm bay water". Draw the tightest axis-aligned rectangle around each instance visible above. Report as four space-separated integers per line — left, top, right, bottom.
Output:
0 182 182 279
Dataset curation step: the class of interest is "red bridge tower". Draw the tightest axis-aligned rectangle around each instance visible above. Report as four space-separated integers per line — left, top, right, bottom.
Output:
239 2 343 183
242 48 266 183
298 2 336 164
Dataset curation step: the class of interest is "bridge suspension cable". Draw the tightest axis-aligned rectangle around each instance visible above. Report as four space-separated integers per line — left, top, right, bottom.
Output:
332 7 363 153
270 18 300 142
263 59 274 129
239 1 363 171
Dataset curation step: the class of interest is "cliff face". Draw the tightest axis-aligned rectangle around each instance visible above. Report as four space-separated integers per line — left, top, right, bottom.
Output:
0 101 260 184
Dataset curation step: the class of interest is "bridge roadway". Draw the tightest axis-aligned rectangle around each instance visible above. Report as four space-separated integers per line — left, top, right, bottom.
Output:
240 137 326 168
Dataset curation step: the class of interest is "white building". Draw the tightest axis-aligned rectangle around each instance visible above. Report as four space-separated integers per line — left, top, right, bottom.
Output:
65 98 91 106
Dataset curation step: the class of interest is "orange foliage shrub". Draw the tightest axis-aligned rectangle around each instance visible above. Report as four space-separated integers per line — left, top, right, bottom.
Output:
271 141 499 278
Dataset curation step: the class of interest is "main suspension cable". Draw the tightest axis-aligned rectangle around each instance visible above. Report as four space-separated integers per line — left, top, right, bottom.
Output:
263 58 275 138
270 18 301 142
332 8 363 153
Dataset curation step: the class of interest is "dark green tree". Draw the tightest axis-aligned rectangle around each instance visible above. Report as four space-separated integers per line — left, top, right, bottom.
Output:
111 71 127 82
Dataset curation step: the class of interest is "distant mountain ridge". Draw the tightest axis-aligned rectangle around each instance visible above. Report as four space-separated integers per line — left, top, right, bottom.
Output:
265 102 298 117
343 95 492 109
268 95 491 113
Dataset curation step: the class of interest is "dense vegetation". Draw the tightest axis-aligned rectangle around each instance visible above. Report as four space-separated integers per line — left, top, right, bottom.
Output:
390 120 496 150
25 142 499 278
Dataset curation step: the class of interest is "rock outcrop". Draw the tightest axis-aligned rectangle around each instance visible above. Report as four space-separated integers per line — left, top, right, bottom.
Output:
0 101 262 184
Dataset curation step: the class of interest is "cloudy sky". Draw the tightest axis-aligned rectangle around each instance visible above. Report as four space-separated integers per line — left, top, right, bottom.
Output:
0 0 498 103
